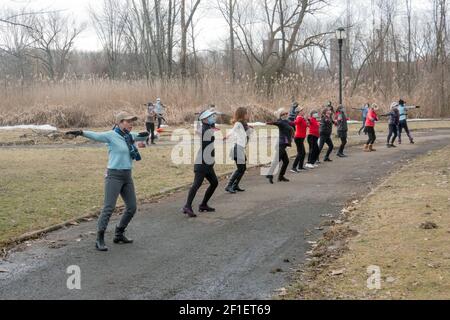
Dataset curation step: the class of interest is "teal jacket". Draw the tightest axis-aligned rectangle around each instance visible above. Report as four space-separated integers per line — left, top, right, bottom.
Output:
83 130 147 170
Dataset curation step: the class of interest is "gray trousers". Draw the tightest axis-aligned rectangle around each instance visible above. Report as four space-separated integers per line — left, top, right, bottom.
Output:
98 169 137 232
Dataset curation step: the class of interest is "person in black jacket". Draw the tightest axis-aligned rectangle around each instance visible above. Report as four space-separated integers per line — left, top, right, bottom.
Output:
318 108 335 162
383 102 400 148
266 108 294 184
182 108 219 218
335 105 349 158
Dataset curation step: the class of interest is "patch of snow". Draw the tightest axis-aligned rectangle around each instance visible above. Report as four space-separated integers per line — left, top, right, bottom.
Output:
249 122 267 127
0 124 58 131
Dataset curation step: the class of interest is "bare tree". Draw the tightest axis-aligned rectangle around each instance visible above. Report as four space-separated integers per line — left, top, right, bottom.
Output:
27 12 85 80
91 0 128 79
180 0 201 79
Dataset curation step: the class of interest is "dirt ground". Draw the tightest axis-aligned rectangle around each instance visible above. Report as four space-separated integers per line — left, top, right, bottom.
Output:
287 145 450 300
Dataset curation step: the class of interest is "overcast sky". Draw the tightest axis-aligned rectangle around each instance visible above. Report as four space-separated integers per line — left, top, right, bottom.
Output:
1 0 432 51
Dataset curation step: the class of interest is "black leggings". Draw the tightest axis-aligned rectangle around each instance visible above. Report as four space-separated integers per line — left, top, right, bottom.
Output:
366 127 376 145
398 120 413 142
267 144 289 178
387 124 398 144
358 117 366 135
307 135 320 164
185 168 219 209
146 122 155 143
227 161 247 189
319 134 334 160
293 138 306 170
338 135 347 155
157 116 163 129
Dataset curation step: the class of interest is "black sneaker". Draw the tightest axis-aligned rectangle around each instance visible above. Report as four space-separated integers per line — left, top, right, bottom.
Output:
225 186 237 194
278 176 290 182
199 205 216 213
324 158 333 162
182 207 197 218
266 175 274 184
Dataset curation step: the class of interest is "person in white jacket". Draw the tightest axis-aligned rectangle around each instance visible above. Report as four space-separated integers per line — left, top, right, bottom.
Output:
224 107 254 194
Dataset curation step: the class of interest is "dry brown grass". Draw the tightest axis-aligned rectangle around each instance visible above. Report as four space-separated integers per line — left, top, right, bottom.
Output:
287 145 450 300
0 75 441 128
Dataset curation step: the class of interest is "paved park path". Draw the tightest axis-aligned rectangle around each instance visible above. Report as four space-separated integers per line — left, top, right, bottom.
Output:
1 129 449 300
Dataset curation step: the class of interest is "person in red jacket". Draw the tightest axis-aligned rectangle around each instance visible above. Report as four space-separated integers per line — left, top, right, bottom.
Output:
305 110 320 169
291 107 309 173
364 104 379 152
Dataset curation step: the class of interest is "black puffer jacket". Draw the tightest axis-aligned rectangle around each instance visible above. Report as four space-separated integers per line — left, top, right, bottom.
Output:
320 116 333 136
336 111 348 133
269 119 294 147
194 123 216 172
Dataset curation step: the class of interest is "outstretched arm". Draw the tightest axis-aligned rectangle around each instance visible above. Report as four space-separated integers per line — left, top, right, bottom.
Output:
81 131 112 143
132 132 150 142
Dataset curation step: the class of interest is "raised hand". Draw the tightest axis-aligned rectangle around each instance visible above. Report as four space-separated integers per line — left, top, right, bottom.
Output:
138 132 150 138
65 130 83 137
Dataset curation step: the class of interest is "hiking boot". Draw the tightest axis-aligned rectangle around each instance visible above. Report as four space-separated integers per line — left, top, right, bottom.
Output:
369 144 377 152
96 231 108 252
364 144 370 152
324 158 333 162
113 227 134 244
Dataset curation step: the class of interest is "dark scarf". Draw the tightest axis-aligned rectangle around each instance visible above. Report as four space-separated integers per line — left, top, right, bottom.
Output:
114 126 142 162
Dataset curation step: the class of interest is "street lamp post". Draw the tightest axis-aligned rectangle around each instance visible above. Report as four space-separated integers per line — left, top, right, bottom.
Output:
336 27 346 106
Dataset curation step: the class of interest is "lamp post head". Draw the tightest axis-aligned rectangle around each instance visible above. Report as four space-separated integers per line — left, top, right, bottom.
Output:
336 27 346 41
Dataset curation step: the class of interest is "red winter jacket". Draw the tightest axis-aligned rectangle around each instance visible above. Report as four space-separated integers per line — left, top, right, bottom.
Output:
308 117 320 138
365 109 378 127
294 115 308 139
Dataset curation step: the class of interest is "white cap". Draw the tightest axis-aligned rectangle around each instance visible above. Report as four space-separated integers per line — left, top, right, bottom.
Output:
390 102 398 109
199 109 217 120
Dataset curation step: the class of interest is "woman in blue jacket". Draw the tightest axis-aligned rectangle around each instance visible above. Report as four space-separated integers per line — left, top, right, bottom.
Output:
66 112 149 252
